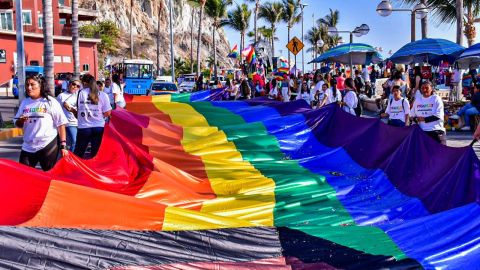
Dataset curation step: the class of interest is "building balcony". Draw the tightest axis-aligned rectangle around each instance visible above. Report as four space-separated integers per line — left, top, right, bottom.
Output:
58 5 100 21
0 0 13 9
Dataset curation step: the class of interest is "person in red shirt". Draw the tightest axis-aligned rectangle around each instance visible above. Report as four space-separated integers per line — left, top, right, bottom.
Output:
336 71 346 91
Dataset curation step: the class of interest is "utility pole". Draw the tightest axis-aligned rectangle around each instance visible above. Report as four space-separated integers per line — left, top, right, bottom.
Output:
15 0 26 101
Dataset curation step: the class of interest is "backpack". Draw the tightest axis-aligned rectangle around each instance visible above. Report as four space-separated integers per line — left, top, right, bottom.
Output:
388 97 406 113
354 96 363 117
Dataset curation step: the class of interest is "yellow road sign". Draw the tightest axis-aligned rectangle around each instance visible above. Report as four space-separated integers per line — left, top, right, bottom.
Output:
286 37 304 56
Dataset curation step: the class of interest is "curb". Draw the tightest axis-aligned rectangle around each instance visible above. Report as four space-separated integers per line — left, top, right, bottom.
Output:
0 128 23 141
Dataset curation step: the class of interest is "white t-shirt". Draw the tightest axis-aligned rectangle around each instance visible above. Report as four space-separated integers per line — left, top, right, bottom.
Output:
411 94 445 132
414 90 423 102
112 83 125 104
103 85 114 105
281 82 290 102
269 87 278 99
325 87 342 104
77 88 112 129
297 92 310 103
314 81 325 94
452 69 463 83
362 67 371 82
15 97 68 153
343 90 358 115
56 91 78 127
386 97 410 121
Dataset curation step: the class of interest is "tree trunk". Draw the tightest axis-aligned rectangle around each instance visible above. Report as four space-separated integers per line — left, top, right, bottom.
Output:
213 25 217 80
42 0 54 96
130 0 134 58
254 0 259 43
421 0 428 39
457 0 464 45
72 0 80 79
271 24 275 58
190 6 195 73
196 1 205 76
157 1 162 77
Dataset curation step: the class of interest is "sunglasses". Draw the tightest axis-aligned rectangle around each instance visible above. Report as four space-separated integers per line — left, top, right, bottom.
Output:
71 84 81 88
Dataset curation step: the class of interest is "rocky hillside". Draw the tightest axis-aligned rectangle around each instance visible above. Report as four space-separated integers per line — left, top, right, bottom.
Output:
80 0 233 71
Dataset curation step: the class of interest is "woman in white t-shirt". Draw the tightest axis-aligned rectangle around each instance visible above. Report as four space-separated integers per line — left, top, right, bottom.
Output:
411 81 446 144
342 78 359 116
15 75 69 171
324 78 342 106
112 74 126 109
381 85 410 127
56 79 80 151
73 74 112 158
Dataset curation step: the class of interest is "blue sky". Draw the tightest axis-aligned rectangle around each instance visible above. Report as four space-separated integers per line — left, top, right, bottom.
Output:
223 0 470 69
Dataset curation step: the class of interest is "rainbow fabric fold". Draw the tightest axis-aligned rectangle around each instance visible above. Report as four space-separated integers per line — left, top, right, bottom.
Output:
1 91 480 269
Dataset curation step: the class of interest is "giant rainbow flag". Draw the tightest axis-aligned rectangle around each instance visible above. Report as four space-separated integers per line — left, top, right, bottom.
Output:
1 90 479 269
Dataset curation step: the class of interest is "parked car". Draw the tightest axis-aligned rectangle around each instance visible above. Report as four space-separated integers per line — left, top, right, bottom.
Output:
179 75 196 92
147 81 179 96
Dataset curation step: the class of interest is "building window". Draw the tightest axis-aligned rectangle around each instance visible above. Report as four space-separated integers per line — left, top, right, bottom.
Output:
59 18 66 25
0 11 14 31
83 64 90 72
22 10 32 25
38 15 43 29
58 0 65 6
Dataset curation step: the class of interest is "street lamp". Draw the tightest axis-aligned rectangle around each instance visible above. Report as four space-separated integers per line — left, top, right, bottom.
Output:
327 24 370 44
300 2 308 74
376 0 429 42
314 39 324 70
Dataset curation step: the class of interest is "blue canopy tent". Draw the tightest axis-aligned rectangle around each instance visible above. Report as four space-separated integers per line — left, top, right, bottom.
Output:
389 38 465 64
309 43 384 65
456 43 480 69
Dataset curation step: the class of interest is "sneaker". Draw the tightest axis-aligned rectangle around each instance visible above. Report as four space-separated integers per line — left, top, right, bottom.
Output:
450 115 460 120
461 126 471 131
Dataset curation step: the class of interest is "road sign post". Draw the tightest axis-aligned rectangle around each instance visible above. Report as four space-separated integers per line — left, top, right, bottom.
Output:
286 37 304 75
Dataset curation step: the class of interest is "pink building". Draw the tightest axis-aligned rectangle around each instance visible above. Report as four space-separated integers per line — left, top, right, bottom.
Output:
0 0 100 84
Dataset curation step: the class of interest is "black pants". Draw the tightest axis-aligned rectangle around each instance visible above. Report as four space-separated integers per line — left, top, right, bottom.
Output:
425 130 447 145
74 127 104 159
19 137 59 171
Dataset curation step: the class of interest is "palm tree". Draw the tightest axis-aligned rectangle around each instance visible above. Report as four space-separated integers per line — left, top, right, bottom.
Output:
221 4 251 58
245 0 261 43
196 0 207 76
187 0 200 73
318 8 341 49
130 0 134 58
282 0 302 65
42 0 55 95
258 1 284 57
398 0 479 46
305 26 322 65
72 0 80 79
205 0 232 80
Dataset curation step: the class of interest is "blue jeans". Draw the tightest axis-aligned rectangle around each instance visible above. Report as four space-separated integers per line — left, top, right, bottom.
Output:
66 125 77 152
74 127 104 159
457 103 480 126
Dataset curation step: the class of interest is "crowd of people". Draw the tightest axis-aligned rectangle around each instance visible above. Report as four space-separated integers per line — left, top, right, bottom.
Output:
14 74 125 171
220 64 447 144
12 63 480 172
